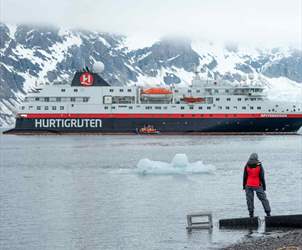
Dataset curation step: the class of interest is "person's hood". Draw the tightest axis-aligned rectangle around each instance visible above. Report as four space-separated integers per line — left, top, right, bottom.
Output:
247 153 259 167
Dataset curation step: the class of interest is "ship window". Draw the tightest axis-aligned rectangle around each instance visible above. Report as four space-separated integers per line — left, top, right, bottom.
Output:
35 97 39 101
44 97 49 102
181 106 185 110
129 106 133 109
29 106 33 110
225 90 229 93
127 89 132 92
188 90 192 93
190 106 194 110
214 89 219 93
227 98 231 101
216 98 220 101
218 106 222 109
71 97 76 102
74 89 78 92
174 90 179 93
155 106 161 109
49 97 56 102
207 106 211 110
145 106 152 110
61 89 66 92
119 89 124 92
226 106 230 110
163 106 168 110
257 107 261 110
250 106 254 110
112 106 115 109
83 97 89 102
37 106 41 110
110 89 114 92
196 90 200 93
199 106 203 110
238 98 242 101
60 106 64 110
56 97 61 102
44 106 49 110
242 106 246 110
21 106 25 110
52 106 56 110
104 106 108 110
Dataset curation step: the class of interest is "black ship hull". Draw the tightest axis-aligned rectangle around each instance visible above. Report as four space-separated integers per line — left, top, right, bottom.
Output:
4 115 302 134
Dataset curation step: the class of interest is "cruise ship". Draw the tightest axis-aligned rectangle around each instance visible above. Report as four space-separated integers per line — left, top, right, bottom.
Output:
4 65 302 134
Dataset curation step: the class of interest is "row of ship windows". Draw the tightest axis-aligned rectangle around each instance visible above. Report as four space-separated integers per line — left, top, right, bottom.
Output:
103 106 263 110
25 97 89 102
21 106 65 110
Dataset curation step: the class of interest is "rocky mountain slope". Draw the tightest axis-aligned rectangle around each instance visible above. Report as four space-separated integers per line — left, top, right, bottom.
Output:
0 22 301 127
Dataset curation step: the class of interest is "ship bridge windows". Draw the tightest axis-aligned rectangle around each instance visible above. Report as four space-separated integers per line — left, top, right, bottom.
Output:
237 98 242 101
37 106 41 110
44 97 49 102
233 106 238 109
60 106 64 110
127 89 132 92
207 106 211 110
74 89 78 92
119 89 124 92
242 106 246 110
35 97 39 101
215 98 220 101
226 98 231 101
189 106 194 110
61 89 66 92
250 106 254 110
155 106 161 110
52 106 56 110
129 106 133 109
109 89 114 92
181 106 185 110
145 106 152 110
71 97 76 102
257 107 261 110
226 106 230 110
44 106 49 110
56 97 61 102
198 106 203 110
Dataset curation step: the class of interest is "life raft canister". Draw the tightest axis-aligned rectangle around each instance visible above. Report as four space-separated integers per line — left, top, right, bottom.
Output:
246 165 261 187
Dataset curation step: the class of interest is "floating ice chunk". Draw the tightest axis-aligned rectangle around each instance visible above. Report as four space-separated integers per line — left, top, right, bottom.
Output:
136 154 215 175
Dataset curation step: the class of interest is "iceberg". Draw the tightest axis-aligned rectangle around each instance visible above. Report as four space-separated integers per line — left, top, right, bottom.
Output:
136 154 216 175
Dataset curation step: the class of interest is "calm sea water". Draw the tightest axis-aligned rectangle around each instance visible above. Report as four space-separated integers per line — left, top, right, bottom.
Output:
0 133 301 250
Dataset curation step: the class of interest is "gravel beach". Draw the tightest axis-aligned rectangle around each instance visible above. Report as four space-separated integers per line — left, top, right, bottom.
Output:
221 230 302 250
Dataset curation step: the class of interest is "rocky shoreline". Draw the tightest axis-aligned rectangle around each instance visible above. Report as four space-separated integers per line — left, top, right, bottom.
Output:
221 230 302 250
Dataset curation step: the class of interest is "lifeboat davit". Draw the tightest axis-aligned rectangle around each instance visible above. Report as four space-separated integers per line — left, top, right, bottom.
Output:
141 88 172 100
182 97 205 103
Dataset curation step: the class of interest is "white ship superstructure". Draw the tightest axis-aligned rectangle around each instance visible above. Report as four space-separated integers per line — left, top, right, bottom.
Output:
5 68 302 134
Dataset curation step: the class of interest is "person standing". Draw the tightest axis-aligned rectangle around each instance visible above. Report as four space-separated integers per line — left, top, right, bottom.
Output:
243 153 271 217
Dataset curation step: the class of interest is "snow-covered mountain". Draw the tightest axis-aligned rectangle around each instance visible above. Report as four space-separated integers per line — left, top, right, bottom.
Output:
1 22 302 127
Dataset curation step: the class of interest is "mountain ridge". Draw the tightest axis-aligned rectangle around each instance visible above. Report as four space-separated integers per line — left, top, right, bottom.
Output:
0 22 302 127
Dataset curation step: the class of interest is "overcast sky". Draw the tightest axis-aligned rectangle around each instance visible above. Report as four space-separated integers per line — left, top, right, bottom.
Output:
1 0 301 47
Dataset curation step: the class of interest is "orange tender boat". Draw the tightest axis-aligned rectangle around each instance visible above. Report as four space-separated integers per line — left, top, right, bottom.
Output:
138 125 160 134
142 88 172 95
182 97 205 103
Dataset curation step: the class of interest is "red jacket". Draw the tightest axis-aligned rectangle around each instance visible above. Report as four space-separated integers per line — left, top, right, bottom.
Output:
243 162 266 190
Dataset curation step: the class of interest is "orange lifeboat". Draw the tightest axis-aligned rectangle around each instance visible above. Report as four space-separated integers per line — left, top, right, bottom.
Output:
182 97 205 103
141 88 172 100
142 88 172 95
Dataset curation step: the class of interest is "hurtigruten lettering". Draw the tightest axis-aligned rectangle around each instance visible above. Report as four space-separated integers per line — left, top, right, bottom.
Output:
34 119 102 128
